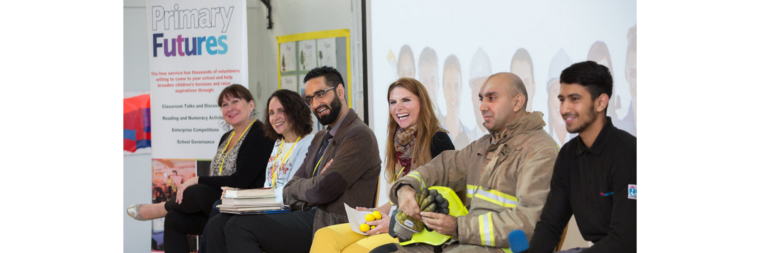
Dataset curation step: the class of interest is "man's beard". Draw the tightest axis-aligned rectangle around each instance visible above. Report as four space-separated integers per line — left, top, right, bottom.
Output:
315 96 343 125
565 106 597 134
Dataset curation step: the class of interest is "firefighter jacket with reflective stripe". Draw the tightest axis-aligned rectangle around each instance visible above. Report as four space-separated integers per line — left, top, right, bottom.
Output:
389 111 558 248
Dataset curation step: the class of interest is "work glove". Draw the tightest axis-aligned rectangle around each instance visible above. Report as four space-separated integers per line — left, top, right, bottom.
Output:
420 189 450 214
418 188 438 213
432 190 450 215
390 188 433 241
390 208 424 241
390 188 452 240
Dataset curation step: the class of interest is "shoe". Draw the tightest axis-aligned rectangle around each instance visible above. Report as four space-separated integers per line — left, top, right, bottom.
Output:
127 204 147 221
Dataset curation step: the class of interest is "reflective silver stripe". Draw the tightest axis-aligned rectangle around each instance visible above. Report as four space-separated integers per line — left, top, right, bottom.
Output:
476 189 519 207
482 213 493 246
467 185 477 198
407 171 426 189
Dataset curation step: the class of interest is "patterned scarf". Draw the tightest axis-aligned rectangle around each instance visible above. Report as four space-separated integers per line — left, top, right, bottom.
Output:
393 126 417 181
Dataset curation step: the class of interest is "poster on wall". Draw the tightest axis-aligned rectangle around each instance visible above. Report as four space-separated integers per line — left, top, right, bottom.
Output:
146 0 248 251
317 38 337 68
124 92 152 155
280 42 297 73
299 40 317 72
277 29 363 128
281 75 298 92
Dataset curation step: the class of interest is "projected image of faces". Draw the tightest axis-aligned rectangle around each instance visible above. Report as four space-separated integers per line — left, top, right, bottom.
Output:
469 48 492 135
397 45 415 79
610 24 638 136
547 49 574 145
442 55 469 148
587 41 620 117
588 41 613 72
626 25 637 123
510 48 535 112
547 78 567 143
626 49 636 105
418 47 440 111
442 55 462 121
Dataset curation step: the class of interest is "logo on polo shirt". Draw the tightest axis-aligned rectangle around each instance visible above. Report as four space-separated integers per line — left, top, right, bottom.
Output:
628 184 637 200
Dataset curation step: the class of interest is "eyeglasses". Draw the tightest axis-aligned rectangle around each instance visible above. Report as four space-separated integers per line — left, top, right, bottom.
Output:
304 86 336 105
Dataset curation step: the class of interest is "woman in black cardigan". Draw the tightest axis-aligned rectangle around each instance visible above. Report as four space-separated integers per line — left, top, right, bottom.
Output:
127 84 275 253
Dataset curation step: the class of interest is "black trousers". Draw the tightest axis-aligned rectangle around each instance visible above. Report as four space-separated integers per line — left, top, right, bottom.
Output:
198 199 223 253
163 184 222 253
206 209 316 253
369 243 399 253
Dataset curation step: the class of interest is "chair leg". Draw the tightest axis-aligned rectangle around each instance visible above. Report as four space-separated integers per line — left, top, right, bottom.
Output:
554 223 570 252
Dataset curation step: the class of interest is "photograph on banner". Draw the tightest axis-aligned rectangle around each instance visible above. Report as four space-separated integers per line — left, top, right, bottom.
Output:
151 159 197 206
151 159 198 252
124 91 152 155
146 0 249 160
151 218 166 250
277 29 359 130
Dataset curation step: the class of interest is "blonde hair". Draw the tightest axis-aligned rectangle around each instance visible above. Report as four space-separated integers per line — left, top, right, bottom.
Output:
384 77 445 183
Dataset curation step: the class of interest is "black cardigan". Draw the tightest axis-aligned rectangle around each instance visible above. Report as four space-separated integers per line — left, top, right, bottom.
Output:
430 131 455 159
198 120 276 189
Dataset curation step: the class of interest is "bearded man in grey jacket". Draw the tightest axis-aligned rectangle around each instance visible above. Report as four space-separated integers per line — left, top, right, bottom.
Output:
206 66 381 253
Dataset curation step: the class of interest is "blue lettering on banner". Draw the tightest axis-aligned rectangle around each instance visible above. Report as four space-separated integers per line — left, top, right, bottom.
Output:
153 33 228 57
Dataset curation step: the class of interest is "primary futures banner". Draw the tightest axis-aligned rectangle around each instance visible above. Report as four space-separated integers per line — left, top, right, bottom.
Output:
147 0 248 160
146 0 247 251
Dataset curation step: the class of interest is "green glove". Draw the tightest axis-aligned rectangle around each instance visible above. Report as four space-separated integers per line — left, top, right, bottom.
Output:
419 194 437 213
415 188 429 204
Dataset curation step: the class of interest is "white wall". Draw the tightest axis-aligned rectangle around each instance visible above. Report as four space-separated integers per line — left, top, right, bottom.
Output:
123 2 154 252
247 0 365 123
123 0 361 252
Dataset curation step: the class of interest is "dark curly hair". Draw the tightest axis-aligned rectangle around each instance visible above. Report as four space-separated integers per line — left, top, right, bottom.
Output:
303 66 344 88
264 89 313 140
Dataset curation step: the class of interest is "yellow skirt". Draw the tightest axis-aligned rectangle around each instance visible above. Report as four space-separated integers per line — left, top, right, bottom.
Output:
310 223 399 253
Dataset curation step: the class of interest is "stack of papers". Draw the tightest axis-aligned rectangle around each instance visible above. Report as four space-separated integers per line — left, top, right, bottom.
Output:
218 188 289 215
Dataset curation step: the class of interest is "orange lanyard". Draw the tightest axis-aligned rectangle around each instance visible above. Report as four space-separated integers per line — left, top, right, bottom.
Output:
271 136 301 188
218 119 255 175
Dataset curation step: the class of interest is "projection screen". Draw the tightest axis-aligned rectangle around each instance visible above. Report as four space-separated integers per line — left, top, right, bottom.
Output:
369 0 637 203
